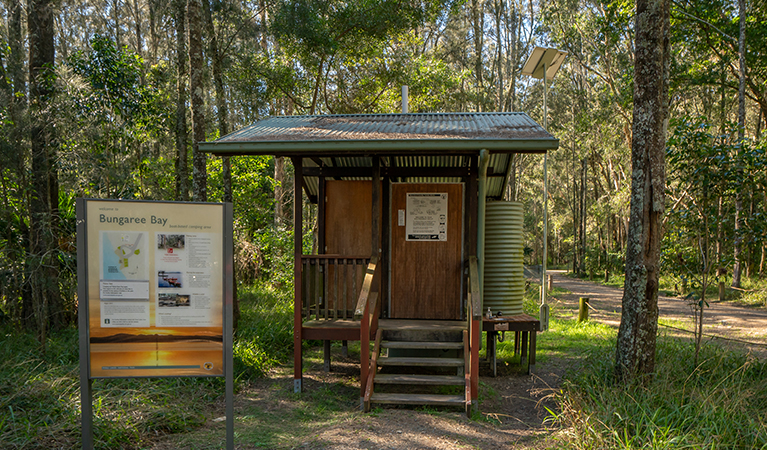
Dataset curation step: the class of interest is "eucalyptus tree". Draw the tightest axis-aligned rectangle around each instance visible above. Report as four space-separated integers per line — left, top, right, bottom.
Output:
29 0 67 338
615 0 670 382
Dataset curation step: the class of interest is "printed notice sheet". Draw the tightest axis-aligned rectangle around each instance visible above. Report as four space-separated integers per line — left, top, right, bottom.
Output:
406 193 448 241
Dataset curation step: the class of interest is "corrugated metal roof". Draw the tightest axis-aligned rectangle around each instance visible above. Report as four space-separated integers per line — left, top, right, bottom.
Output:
200 112 558 156
201 112 557 200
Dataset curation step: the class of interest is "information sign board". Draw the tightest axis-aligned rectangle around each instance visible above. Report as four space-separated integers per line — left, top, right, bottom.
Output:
81 199 227 378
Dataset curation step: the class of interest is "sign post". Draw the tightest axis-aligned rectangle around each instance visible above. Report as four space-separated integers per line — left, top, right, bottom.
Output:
77 199 234 449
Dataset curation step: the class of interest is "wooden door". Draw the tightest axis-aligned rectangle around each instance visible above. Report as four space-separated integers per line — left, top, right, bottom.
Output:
323 180 377 316
390 183 463 319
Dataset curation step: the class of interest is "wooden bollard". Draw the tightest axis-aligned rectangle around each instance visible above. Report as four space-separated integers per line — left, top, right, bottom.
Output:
578 297 589 322
547 274 553 291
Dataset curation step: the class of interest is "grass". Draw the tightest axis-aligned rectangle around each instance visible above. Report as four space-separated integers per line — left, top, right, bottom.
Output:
4 278 767 449
0 281 295 450
550 331 767 449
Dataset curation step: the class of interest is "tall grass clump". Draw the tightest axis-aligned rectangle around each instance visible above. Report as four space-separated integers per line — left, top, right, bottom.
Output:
0 281 294 449
233 282 294 379
552 334 767 448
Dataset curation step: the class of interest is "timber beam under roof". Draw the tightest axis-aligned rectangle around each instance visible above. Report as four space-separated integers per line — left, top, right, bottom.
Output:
302 166 506 178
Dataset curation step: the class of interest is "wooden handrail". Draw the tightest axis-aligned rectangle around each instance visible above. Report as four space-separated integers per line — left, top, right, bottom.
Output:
353 257 379 320
467 255 480 414
464 329 471 417
355 256 379 406
469 256 481 320
363 328 382 412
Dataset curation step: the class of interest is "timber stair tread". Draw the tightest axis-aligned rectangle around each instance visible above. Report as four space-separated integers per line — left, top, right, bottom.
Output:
381 341 463 350
370 393 465 406
377 356 464 367
374 374 464 386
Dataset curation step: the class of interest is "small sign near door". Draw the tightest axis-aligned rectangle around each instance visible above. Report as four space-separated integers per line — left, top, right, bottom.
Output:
405 193 448 241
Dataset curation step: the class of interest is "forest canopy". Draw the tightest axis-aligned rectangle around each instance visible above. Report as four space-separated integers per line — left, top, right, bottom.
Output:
0 0 765 336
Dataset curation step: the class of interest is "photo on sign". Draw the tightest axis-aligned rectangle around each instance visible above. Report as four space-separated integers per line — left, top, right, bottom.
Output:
157 271 183 288
158 293 191 308
157 234 185 250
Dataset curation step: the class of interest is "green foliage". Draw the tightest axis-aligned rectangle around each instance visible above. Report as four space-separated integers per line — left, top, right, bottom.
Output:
57 35 173 199
233 283 295 379
262 0 460 114
0 279 295 448
552 335 767 448
663 117 767 297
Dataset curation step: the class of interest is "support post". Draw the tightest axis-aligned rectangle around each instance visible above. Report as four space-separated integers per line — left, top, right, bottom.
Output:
77 199 94 450
360 300 370 408
372 156 380 258
292 157 303 393
478 150 490 298
224 202 235 450
323 340 331 372
541 60 550 332
578 297 590 323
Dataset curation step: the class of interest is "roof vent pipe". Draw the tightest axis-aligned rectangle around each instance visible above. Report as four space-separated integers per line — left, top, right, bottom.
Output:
401 86 409 114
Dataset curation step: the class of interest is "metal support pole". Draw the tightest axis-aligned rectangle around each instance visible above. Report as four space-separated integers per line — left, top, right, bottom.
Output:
224 202 234 450
77 199 93 450
540 61 550 331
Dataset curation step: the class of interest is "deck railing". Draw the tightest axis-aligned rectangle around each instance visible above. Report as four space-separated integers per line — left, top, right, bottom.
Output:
300 255 371 320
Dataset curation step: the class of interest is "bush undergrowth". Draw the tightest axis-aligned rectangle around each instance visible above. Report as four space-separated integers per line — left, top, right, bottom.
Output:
0 281 294 449
552 333 767 448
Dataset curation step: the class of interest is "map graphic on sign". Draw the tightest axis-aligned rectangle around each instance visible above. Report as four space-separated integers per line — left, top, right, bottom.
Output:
101 231 149 280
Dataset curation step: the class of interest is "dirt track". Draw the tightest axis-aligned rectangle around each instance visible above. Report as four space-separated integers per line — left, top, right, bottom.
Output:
547 270 767 357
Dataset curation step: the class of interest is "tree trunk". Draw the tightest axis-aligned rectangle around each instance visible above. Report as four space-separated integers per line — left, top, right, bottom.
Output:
615 0 669 382
112 0 122 48
149 0 159 63
29 0 65 338
202 0 232 204
9 0 33 329
732 0 746 289
174 0 189 201
132 0 143 60
188 0 207 202
494 0 503 111
717 196 725 301
471 0 484 110
274 157 286 226
579 157 587 276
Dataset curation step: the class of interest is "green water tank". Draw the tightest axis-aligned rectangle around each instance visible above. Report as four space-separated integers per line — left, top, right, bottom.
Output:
483 201 525 315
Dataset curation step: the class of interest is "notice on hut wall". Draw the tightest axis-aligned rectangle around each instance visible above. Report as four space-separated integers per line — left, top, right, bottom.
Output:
406 193 448 241
83 199 225 378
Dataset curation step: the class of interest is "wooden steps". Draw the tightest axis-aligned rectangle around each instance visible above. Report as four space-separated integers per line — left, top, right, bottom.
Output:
370 393 465 406
378 356 464 367
381 341 463 350
374 374 464 386
364 321 469 414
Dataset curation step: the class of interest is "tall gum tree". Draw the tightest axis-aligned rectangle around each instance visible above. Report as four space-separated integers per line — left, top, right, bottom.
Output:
615 0 670 381
188 0 207 202
29 0 65 338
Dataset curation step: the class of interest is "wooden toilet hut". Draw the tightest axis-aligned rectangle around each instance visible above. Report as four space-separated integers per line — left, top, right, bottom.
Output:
201 112 558 415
